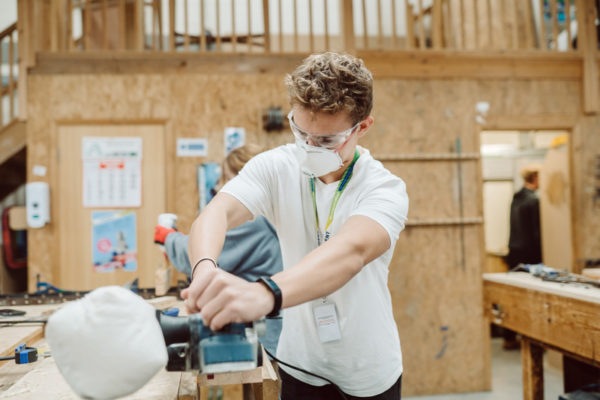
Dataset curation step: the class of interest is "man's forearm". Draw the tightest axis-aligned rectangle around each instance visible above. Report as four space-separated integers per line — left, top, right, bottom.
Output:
272 215 391 309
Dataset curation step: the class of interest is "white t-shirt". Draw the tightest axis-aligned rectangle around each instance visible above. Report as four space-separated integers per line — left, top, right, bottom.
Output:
221 144 409 396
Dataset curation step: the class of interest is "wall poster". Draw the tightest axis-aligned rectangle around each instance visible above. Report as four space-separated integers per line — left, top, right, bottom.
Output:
82 137 142 208
92 210 138 272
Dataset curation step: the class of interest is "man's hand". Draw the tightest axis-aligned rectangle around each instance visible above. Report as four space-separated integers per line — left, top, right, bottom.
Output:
181 268 275 331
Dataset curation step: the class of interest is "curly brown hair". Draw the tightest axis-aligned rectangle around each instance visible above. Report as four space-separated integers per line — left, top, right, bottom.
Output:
285 52 373 124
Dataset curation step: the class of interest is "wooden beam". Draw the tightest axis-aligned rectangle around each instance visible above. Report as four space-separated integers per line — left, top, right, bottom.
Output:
324 0 330 50
262 0 271 53
231 0 236 53
0 121 26 166
377 0 383 48
84 0 91 50
406 3 415 49
579 0 599 113
342 0 355 52
30 51 584 82
184 0 190 51
169 0 175 51
418 0 425 49
523 0 534 49
391 0 397 48
200 0 206 51
278 0 283 52
362 0 368 48
134 0 144 50
551 0 559 50
538 0 546 49
565 0 572 50
309 0 314 51
119 0 126 49
248 0 252 53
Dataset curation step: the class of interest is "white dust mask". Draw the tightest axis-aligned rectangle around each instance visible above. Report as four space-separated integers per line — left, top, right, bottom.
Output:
294 140 344 177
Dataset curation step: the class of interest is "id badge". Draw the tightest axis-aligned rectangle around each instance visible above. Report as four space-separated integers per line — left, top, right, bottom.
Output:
312 301 342 343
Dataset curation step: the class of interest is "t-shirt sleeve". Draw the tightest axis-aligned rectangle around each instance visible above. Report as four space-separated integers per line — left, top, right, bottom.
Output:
220 150 278 222
349 176 409 243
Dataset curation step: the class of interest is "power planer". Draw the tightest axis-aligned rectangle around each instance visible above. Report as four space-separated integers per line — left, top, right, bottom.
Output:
156 310 266 374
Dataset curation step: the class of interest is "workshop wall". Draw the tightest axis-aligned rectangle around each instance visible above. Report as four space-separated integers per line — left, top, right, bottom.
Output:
25 65 599 396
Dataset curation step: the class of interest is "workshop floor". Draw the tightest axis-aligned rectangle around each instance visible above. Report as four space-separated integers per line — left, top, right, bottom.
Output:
406 337 564 400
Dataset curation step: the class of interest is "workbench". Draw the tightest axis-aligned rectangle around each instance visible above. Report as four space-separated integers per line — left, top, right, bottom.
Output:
483 272 600 400
0 298 278 399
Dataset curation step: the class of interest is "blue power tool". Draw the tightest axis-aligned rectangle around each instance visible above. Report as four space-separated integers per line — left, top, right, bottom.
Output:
156 310 265 374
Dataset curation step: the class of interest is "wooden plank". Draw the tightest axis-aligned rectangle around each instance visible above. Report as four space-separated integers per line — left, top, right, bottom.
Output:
472 0 479 48
216 0 222 51
459 0 465 49
262 0 270 53
309 0 314 51
65 0 73 50
511 0 518 49
231 0 236 53
102 0 108 50
538 0 546 49
521 337 544 400
418 0 426 49
523 0 534 49
0 357 185 399
391 0 397 48
293 0 298 51
134 0 144 50
565 0 572 50
579 0 599 113
0 121 26 167
362 0 368 48
16 2 26 120
200 0 206 51
8 32 14 121
377 0 383 48
248 0 252 53
119 0 126 50
487 0 493 48
342 0 355 52
29 51 584 81
184 0 190 51
278 0 283 51
324 0 330 50
551 0 559 50
169 0 176 51
406 3 415 49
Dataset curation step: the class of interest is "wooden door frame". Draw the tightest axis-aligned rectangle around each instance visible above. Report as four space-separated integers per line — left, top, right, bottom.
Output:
476 114 580 274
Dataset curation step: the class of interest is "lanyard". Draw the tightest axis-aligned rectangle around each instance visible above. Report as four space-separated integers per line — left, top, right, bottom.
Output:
310 149 360 245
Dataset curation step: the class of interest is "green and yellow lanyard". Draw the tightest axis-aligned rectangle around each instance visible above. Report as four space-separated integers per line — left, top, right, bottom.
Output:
310 149 360 246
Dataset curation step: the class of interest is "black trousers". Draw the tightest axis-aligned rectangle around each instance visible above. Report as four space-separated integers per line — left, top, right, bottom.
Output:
279 367 402 400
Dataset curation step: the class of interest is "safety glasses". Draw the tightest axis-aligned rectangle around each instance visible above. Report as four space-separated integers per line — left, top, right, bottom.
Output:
288 111 361 149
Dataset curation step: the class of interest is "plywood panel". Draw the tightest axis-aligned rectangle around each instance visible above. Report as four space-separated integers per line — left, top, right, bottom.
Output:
390 225 490 395
24 65 599 397
540 141 573 271
56 124 165 290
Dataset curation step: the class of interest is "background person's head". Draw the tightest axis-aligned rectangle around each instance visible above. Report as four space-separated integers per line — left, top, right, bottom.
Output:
217 144 264 190
521 164 541 190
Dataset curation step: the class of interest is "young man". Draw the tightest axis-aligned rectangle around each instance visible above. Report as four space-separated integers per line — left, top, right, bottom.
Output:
183 52 409 399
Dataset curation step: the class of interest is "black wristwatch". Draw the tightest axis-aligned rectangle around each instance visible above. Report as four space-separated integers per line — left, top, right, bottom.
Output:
256 277 282 318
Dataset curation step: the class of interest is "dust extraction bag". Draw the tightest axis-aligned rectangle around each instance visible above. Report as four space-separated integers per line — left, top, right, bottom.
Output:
45 286 168 399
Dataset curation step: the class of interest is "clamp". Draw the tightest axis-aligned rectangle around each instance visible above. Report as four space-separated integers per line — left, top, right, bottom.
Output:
0 343 38 364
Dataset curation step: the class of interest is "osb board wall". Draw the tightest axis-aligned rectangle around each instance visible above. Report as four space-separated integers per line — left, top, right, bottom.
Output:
26 70 599 396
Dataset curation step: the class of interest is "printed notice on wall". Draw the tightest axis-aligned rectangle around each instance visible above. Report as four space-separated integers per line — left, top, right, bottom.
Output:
82 137 142 208
92 210 138 272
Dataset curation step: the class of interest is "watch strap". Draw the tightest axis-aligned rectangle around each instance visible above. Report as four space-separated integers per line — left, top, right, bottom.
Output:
256 277 282 318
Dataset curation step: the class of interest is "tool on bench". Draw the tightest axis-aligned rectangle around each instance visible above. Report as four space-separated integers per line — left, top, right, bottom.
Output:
0 343 38 364
156 310 266 374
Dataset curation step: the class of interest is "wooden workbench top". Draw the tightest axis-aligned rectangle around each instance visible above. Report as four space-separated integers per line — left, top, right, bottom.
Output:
483 272 600 305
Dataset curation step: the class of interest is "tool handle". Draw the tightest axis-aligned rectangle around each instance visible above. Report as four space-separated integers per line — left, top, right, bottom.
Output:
156 310 191 345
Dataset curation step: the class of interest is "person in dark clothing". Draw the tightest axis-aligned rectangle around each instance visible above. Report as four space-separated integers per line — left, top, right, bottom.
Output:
506 165 542 269
503 164 542 349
